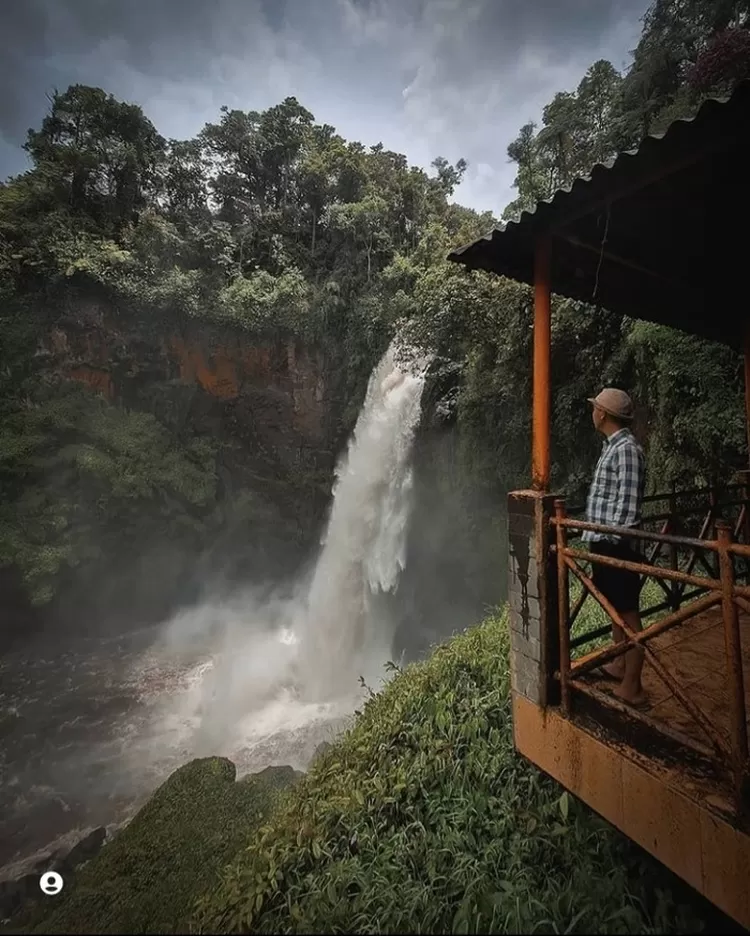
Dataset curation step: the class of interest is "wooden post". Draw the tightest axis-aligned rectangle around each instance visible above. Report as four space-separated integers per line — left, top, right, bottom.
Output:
717 522 749 810
709 482 719 576
668 481 680 611
532 237 552 490
744 327 750 470
738 469 750 582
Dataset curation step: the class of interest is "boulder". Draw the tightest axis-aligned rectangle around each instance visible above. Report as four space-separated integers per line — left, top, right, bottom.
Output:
17 757 300 934
33 852 61 873
250 764 304 790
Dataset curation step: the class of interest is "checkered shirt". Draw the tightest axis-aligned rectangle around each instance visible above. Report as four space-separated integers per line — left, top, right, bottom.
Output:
582 428 646 544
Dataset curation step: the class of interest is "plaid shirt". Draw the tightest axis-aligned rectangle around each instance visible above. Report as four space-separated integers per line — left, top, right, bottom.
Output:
582 428 646 544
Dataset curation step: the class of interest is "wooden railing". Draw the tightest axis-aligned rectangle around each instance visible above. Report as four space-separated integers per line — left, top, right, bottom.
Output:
550 481 750 811
564 480 750 647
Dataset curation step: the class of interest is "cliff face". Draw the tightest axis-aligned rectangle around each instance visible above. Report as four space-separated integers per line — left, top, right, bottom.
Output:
41 298 336 463
28 297 357 631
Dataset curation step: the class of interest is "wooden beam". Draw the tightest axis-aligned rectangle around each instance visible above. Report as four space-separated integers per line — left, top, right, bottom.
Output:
532 236 552 490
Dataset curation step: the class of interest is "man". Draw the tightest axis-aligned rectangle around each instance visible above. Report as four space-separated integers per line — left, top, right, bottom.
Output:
582 388 647 706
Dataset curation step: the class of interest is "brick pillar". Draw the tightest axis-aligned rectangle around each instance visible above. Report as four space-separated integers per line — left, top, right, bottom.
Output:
507 489 560 709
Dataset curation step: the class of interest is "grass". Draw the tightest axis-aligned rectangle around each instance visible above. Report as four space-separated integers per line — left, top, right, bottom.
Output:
569 577 666 658
196 609 718 935
9 759 301 935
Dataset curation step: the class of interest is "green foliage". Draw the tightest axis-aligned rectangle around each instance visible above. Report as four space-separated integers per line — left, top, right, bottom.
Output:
216 268 316 337
624 322 746 486
15 758 301 935
1 0 746 612
1 81 477 608
196 611 712 935
0 383 217 604
503 60 623 221
24 84 165 233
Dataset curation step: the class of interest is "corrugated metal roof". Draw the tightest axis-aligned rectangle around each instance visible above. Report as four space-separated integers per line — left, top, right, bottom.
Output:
446 79 750 348
450 79 749 255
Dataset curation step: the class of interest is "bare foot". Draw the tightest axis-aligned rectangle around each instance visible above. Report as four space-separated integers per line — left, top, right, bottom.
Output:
613 683 648 707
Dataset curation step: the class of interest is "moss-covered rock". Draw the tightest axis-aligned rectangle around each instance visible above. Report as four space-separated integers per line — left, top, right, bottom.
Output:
12 757 300 935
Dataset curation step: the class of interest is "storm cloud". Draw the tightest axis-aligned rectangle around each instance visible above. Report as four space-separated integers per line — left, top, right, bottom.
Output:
1 0 649 213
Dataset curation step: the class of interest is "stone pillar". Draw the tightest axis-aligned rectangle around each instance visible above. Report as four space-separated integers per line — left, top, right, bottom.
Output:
507 489 560 709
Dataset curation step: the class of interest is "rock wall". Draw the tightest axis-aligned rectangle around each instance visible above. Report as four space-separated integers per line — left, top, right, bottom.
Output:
40 298 337 467
26 297 359 630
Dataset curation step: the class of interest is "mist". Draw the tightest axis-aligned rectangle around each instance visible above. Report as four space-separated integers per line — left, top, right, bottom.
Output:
0 338 431 880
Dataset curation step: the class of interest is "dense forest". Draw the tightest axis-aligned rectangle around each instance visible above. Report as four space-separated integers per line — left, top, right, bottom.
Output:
1 0 749 643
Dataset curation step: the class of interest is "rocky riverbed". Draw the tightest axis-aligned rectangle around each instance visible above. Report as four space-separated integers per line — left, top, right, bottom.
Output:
0 618 352 895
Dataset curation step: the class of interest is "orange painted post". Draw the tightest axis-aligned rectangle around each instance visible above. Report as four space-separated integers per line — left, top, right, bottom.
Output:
717 522 749 809
532 236 552 490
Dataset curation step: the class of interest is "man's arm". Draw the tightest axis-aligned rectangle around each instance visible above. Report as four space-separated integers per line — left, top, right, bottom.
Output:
612 443 644 530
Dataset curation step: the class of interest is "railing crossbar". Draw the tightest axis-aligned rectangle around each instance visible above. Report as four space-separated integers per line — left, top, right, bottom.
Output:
554 519 719 552
568 591 721 675
551 489 750 812
562 553 730 757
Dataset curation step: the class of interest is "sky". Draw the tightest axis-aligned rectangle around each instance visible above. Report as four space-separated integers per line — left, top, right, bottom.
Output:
1 0 651 216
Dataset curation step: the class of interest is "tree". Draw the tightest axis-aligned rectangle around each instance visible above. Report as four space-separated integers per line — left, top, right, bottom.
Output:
536 92 580 192
575 60 623 166
257 97 314 211
430 156 468 197
327 189 392 282
689 27 750 91
24 84 165 228
503 122 547 221
160 138 210 223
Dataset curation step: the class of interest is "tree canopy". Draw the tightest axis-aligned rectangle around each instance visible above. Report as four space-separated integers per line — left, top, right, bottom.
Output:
0 0 748 619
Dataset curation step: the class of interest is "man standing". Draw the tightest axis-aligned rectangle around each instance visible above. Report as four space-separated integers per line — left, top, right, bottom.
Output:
582 388 647 706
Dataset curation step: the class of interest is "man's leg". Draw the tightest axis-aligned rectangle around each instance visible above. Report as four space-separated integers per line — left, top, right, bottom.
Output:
614 609 646 704
602 621 626 679
591 545 628 679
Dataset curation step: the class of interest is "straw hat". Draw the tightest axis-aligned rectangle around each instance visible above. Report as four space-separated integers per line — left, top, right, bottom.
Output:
587 388 634 421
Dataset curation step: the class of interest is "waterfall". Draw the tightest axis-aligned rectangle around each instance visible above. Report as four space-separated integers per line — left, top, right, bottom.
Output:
0 338 431 880
296 339 429 701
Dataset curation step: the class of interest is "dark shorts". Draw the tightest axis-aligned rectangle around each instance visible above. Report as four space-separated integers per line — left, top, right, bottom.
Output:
588 539 642 614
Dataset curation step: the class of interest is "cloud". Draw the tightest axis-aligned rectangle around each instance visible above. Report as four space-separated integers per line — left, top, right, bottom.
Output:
0 0 649 214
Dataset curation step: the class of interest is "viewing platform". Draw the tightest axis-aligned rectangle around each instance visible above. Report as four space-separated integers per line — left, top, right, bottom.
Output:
449 80 750 928
507 484 750 928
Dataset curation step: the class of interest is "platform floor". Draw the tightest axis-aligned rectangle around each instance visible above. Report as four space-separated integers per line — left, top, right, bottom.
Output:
583 606 750 748
577 604 750 816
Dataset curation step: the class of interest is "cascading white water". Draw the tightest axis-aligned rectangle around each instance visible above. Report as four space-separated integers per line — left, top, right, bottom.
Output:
296 339 430 701
152 336 429 750
0 338 431 882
